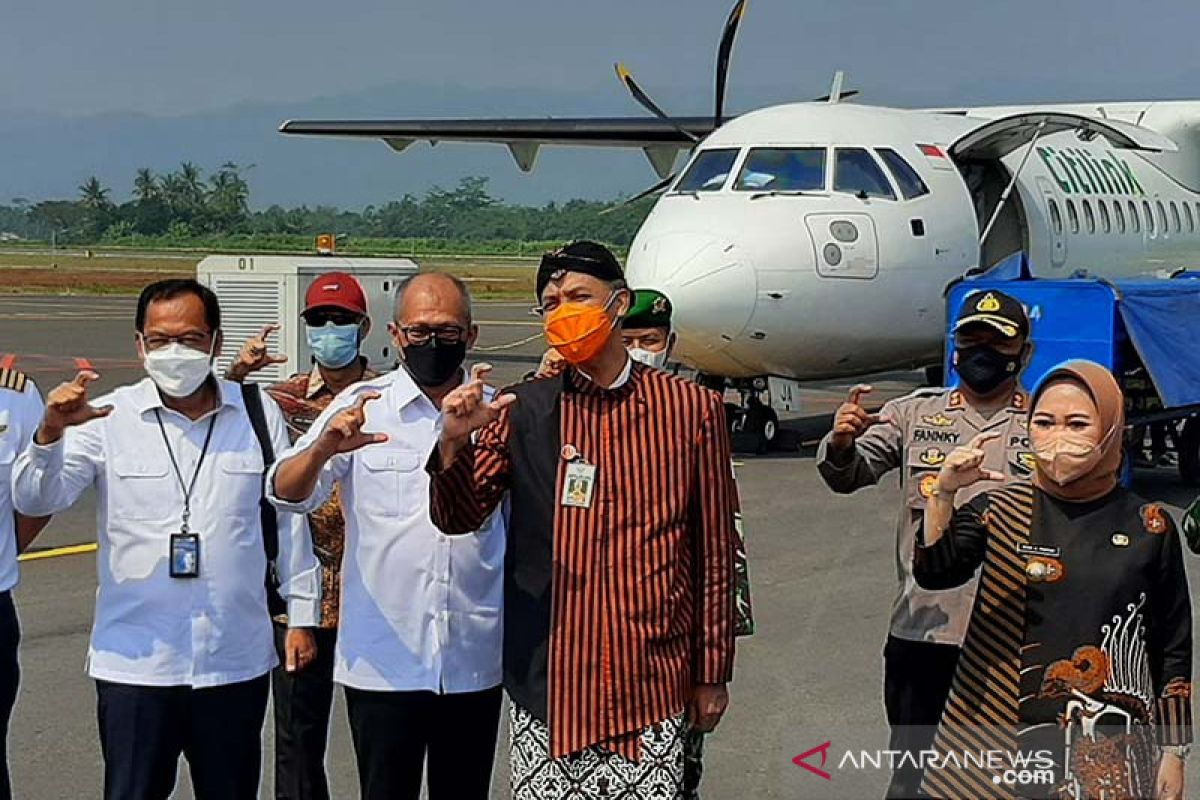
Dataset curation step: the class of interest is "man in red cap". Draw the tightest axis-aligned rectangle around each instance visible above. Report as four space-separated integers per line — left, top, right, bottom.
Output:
228 271 375 800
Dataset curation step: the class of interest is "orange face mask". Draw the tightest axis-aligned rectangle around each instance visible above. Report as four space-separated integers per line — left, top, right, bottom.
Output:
544 293 620 364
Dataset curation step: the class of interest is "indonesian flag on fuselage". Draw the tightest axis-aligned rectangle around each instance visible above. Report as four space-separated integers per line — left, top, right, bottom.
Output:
917 143 954 171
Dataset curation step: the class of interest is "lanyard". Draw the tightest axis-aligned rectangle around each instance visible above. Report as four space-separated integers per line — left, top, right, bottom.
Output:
154 410 217 534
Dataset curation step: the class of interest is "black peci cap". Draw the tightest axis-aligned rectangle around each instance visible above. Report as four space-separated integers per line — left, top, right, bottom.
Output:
954 289 1030 340
536 241 624 299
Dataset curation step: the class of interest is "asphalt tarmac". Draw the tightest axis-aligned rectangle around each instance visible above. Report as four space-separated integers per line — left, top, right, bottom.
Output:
2 294 1199 799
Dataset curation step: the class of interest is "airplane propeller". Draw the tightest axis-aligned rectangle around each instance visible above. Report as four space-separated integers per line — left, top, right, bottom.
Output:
714 0 748 127
598 173 678 215
614 64 699 143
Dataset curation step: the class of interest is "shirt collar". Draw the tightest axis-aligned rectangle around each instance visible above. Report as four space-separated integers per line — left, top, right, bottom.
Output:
388 364 469 411
132 376 240 418
568 357 638 398
306 357 372 400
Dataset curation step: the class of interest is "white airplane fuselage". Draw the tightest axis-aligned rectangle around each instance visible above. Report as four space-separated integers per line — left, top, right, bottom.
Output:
625 100 1200 381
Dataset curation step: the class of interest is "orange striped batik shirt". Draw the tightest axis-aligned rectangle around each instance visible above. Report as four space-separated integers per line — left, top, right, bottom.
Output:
430 364 737 760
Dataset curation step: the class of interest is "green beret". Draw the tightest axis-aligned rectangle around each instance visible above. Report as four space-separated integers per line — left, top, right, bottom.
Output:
624 289 673 329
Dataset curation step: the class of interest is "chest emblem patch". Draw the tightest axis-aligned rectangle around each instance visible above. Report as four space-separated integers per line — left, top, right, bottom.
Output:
918 447 946 466
1025 556 1064 583
1140 504 1168 535
921 413 954 428
1111 532 1130 547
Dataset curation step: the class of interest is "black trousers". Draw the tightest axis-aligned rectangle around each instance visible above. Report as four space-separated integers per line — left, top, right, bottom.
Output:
96 674 270 800
0 593 20 800
271 623 338 800
344 684 503 800
883 635 961 800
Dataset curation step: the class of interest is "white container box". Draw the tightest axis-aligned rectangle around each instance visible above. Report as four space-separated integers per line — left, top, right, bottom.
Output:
197 254 419 384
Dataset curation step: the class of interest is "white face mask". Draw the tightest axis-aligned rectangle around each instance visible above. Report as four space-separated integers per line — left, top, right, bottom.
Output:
628 347 670 370
142 339 215 398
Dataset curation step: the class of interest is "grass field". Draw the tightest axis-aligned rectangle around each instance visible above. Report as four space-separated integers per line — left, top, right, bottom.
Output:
0 249 538 299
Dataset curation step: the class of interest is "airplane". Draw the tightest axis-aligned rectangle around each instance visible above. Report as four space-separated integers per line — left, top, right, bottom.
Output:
278 0 1200 451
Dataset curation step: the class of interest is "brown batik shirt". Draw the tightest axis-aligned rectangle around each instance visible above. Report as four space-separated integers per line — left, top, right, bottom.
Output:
267 361 376 629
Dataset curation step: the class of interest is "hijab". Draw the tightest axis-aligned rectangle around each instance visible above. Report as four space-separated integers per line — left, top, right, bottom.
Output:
1029 360 1125 503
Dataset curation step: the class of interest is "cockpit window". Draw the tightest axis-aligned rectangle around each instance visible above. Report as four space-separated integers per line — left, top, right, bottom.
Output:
834 148 897 200
876 148 930 200
733 148 826 192
675 148 739 192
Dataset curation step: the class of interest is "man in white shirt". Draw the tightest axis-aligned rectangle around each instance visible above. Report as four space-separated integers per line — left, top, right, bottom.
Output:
12 279 320 800
0 365 49 800
270 273 505 800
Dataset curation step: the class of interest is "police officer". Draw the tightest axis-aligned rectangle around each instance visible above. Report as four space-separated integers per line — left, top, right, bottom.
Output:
0 363 47 800
816 289 1032 800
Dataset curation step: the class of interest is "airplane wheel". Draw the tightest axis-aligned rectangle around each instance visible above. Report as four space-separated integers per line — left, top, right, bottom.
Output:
746 404 779 455
1178 417 1200 486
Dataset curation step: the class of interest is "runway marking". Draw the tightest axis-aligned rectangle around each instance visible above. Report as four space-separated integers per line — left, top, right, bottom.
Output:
19 543 97 562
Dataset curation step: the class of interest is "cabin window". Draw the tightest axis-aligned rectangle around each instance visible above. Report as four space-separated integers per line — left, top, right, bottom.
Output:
1144 201 1155 235
1156 201 1169 236
734 148 826 192
833 148 897 200
1082 200 1096 235
1066 200 1080 234
876 148 929 199
1170 201 1182 233
1185 202 1195 233
675 148 740 192
1129 201 1141 234
1048 199 1063 235
1098 200 1111 234
1114 201 1126 235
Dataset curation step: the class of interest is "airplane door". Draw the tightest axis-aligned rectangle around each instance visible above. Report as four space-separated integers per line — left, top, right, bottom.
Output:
805 213 879 279
1036 177 1068 268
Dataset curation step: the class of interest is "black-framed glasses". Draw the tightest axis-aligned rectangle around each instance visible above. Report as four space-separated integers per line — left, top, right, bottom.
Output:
305 309 362 327
140 331 214 352
400 325 467 346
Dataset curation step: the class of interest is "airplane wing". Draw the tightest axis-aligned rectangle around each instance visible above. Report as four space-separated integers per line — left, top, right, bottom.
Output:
278 116 718 178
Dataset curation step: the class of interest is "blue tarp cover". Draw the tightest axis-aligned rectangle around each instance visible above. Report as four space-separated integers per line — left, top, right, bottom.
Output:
1114 277 1200 408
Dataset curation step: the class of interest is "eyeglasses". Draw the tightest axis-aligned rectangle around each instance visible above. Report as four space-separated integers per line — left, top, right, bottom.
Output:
139 332 214 352
400 325 467 346
305 310 362 327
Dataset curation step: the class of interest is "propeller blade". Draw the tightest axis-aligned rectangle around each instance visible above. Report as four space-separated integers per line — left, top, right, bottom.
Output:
599 174 676 215
614 64 699 143
714 0 748 126
811 89 860 103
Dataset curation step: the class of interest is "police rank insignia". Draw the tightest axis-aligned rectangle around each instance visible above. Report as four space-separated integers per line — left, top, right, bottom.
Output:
976 293 1001 313
1010 452 1037 476
921 413 954 428
918 448 946 466
1141 504 1168 535
918 474 939 499
1025 556 1064 583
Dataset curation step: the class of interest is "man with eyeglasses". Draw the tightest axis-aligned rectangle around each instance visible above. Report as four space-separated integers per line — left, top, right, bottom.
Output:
226 271 376 800
11 279 320 799
269 272 505 800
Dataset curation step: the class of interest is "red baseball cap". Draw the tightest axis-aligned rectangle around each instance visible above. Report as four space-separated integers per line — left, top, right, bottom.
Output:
304 272 368 316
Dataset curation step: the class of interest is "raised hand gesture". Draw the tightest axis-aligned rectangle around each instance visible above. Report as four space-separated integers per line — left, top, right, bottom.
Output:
226 324 288 382
830 384 885 452
935 431 1005 495
38 371 113 444
316 391 389 455
440 364 517 446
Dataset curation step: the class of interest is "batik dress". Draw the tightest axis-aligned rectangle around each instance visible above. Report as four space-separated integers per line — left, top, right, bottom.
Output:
914 483 1193 800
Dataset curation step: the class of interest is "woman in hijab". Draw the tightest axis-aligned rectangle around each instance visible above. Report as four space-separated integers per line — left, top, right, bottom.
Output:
913 360 1191 800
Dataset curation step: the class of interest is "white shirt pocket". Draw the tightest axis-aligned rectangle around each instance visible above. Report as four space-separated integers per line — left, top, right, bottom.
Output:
355 449 421 518
110 459 175 522
218 452 267 516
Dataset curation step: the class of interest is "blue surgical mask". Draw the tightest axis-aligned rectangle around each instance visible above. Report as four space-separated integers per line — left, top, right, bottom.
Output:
306 322 361 369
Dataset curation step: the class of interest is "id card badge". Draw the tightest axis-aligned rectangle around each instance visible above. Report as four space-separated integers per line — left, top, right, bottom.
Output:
561 461 598 509
169 533 200 579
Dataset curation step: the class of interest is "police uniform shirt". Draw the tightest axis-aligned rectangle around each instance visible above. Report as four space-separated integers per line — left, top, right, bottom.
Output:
816 386 1031 646
11 378 321 687
0 369 42 593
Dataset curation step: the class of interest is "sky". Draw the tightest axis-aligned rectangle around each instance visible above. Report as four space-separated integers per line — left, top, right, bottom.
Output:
7 0 1199 118
2 0 1199 207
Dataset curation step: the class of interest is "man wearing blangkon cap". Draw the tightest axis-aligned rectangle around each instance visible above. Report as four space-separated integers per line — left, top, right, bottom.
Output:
816 289 1034 799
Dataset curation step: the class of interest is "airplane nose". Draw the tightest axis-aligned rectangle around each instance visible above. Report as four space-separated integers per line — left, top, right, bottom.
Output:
625 232 757 374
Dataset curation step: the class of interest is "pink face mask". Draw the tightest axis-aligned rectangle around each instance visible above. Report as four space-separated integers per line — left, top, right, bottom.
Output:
1032 427 1113 485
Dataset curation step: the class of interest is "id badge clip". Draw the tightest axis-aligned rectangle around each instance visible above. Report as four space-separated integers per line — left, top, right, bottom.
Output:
560 444 597 509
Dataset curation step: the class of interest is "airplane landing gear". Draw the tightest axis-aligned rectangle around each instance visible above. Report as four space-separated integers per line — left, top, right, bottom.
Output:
700 374 780 454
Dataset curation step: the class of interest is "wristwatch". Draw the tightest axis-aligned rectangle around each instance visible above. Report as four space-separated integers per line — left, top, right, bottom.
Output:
1161 744 1192 760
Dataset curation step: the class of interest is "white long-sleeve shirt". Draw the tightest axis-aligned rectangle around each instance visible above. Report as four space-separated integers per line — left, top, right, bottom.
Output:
12 377 320 688
268 368 505 694
0 376 44 593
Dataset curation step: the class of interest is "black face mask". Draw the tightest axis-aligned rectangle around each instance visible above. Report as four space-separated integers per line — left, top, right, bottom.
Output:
402 339 467 387
956 344 1021 395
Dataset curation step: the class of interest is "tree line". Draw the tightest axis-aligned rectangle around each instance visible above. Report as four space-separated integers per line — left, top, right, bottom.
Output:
0 165 655 249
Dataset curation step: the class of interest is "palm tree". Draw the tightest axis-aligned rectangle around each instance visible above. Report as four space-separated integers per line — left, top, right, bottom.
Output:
78 176 112 211
133 169 159 203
